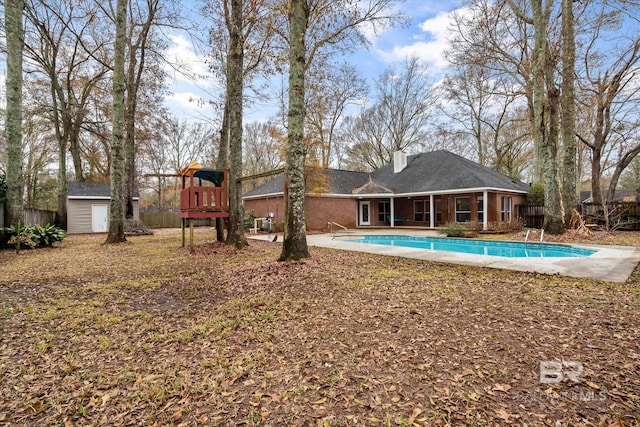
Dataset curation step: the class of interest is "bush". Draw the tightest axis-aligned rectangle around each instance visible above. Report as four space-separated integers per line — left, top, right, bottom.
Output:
528 183 544 205
485 219 525 233
0 224 66 249
437 222 478 238
32 224 67 247
243 210 256 228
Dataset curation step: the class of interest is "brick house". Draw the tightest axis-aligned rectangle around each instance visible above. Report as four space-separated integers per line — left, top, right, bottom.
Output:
242 150 529 231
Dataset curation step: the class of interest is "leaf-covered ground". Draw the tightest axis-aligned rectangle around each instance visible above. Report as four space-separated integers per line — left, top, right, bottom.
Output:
1 230 639 426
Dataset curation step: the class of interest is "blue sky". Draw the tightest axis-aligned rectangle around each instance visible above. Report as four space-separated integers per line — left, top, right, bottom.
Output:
164 0 464 121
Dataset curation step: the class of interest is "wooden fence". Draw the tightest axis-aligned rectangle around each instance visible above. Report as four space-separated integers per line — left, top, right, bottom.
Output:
515 204 545 229
23 208 58 226
140 212 213 229
580 202 640 230
517 202 640 230
0 204 59 227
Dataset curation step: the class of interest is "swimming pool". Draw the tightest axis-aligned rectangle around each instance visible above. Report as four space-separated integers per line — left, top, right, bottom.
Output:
347 235 597 258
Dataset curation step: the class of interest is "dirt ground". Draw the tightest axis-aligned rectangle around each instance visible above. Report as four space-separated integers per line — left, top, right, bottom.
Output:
0 230 639 426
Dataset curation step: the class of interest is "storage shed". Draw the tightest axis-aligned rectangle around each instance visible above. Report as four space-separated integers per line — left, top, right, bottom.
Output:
67 182 140 234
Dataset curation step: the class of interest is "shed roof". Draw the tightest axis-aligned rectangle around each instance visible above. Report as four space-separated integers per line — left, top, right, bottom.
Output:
67 182 140 199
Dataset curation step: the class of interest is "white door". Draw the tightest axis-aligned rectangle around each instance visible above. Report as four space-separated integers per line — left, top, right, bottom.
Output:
359 201 371 226
92 204 109 232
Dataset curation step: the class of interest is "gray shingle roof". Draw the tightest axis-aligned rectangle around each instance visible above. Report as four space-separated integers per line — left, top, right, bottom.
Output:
370 150 529 194
243 169 369 197
352 178 393 194
242 150 529 198
68 182 140 198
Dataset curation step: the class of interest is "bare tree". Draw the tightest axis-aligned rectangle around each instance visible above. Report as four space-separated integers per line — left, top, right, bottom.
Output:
202 0 280 243
576 5 640 204
305 62 368 168
620 156 640 198
447 1 539 177
243 121 284 191
503 0 565 233
23 0 111 228
440 61 528 172
22 117 56 208
124 0 172 220
338 57 435 170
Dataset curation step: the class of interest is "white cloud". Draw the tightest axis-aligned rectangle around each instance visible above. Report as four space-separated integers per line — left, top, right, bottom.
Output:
164 91 215 119
164 34 215 88
377 8 463 71
163 33 227 119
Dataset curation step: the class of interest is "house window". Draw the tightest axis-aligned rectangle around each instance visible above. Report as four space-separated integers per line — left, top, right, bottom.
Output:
501 196 512 222
414 200 430 223
455 197 471 222
378 200 390 222
414 200 423 222
477 197 484 222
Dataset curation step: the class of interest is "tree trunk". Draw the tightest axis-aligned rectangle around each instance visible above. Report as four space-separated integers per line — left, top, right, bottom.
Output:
124 58 138 220
4 0 25 226
69 133 85 182
530 0 564 234
543 83 564 234
124 2 154 220
57 139 68 229
280 0 310 261
225 0 247 248
591 146 603 204
105 0 128 244
560 0 577 224
216 100 230 242
606 147 640 202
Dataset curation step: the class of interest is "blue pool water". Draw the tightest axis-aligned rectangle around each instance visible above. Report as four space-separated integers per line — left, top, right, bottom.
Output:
348 235 596 258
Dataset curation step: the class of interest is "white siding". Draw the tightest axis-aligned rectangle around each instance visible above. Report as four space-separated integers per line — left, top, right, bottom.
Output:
66 199 139 234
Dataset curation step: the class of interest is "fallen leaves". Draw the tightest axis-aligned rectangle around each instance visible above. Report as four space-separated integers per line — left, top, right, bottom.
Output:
0 230 639 425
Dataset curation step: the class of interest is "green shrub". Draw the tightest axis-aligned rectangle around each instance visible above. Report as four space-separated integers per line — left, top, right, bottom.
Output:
528 183 544 205
31 224 67 247
0 224 66 249
438 222 471 238
243 210 256 228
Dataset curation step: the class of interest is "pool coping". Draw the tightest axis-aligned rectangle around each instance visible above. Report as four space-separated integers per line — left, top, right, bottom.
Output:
300 229 640 283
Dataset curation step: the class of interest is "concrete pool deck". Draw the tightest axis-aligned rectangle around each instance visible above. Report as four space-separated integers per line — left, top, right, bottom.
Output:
251 229 640 282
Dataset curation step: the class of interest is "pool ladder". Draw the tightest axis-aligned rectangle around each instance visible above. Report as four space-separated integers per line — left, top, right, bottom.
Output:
328 221 349 239
524 229 544 244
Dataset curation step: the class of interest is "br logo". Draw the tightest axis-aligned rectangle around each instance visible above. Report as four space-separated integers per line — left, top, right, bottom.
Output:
539 361 584 384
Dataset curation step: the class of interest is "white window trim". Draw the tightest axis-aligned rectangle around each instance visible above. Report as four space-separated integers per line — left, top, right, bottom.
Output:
455 196 471 223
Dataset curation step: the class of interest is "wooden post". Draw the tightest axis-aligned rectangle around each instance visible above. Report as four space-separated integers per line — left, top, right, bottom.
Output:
189 219 194 253
181 218 186 247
